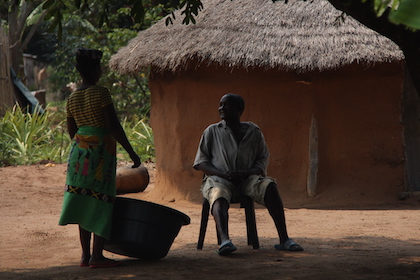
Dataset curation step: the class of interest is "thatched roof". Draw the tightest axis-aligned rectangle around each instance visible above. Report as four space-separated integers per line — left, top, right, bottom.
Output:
110 0 404 74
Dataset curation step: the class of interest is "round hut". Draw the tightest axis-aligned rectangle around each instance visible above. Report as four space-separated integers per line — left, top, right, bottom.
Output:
110 0 407 207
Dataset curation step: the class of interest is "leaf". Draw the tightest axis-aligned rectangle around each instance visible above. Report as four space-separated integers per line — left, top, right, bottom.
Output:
42 0 55 9
389 0 420 29
44 8 55 21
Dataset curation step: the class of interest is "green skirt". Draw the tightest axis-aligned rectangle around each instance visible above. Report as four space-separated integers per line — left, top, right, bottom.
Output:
58 126 117 240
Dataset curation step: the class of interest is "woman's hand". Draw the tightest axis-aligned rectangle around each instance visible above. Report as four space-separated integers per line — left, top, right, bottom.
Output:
130 153 141 168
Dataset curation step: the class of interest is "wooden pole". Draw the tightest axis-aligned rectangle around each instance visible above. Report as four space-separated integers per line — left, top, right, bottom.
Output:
307 114 318 197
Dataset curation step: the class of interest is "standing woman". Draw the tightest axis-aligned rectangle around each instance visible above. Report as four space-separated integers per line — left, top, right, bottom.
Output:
59 48 141 268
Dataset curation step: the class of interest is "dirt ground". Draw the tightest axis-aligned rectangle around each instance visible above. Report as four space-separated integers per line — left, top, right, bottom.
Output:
1 163 420 280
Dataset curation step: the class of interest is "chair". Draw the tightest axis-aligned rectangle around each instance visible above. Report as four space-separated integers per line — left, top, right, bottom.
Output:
197 195 259 250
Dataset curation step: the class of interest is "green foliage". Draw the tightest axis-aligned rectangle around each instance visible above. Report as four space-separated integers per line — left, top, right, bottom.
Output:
0 105 71 166
0 134 18 167
39 0 204 31
23 1 205 121
362 0 399 17
0 105 155 166
90 26 152 119
31 4 152 120
389 0 420 29
166 0 203 25
119 117 155 162
357 0 420 30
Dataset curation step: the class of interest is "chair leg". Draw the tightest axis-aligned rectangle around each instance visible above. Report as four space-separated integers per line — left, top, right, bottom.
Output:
241 196 260 249
198 196 259 250
197 198 210 250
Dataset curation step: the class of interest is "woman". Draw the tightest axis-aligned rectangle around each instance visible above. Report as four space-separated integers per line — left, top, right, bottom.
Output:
59 48 141 268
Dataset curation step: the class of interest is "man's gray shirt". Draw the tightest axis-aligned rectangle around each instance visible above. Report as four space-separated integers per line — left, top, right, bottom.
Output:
193 120 269 175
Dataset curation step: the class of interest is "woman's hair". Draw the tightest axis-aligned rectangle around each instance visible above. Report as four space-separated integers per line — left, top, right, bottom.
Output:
75 48 103 82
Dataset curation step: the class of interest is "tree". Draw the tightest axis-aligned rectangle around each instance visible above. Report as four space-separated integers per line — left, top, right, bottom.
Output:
2 0 46 78
1 0 203 117
324 0 420 96
4 0 419 101
388 0 420 29
1 0 202 80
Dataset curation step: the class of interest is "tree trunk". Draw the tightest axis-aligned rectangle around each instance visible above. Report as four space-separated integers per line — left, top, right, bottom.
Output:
8 0 42 80
8 0 23 77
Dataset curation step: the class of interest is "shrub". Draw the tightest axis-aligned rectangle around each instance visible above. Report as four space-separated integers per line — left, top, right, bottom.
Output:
0 105 71 166
0 105 155 166
120 117 155 163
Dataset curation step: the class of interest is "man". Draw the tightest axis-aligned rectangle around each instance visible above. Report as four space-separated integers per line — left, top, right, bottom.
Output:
193 93 303 256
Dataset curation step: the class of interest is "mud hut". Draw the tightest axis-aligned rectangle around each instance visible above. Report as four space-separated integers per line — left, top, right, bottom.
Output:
110 0 410 207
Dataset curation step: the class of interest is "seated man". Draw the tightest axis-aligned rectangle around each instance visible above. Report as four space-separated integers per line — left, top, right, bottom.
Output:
193 93 303 256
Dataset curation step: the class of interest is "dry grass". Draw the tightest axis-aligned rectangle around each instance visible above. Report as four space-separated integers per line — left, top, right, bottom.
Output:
110 0 403 74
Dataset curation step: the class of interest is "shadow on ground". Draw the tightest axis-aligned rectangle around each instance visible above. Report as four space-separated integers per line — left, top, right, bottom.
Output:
2 236 420 280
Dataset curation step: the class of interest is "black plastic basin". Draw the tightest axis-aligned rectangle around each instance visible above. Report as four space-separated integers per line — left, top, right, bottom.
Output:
104 197 190 260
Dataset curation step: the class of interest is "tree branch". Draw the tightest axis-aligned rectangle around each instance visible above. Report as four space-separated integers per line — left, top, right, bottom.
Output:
21 9 48 51
16 0 39 40
327 0 404 43
133 74 148 97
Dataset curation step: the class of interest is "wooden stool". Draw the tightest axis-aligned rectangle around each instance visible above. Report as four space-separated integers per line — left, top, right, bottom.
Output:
197 196 259 250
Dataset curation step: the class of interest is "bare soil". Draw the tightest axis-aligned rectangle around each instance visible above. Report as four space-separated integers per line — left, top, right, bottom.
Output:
1 163 420 280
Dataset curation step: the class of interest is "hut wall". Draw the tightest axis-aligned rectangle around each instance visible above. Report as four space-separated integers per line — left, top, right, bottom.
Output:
149 61 405 206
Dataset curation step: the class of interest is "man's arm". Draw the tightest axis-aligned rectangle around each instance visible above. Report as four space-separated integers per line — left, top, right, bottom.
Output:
103 104 141 168
228 167 264 185
195 161 236 182
195 162 226 178
229 167 264 180
196 162 263 184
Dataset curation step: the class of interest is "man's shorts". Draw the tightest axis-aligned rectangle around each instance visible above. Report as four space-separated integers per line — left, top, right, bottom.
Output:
200 174 275 208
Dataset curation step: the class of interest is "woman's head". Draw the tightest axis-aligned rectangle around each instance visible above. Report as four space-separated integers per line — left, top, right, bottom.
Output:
76 48 103 84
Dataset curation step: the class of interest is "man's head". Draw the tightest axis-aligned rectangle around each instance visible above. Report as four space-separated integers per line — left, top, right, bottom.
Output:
218 93 245 121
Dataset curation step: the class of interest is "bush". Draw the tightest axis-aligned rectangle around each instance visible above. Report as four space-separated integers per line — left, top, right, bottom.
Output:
120 117 155 163
0 105 155 166
0 105 71 166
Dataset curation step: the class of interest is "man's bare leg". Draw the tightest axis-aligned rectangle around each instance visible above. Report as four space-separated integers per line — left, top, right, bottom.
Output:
264 183 289 244
264 183 303 251
212 198 230 243
212 198 237 255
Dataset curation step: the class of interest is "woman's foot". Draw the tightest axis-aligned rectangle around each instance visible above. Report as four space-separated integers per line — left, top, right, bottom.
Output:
89 257 122 268
79 254 91 267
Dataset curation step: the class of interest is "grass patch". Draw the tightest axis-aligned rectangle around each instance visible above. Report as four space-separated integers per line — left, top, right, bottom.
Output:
0 105 154 166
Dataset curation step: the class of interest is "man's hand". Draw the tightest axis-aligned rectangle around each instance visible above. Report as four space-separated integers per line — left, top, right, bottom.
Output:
196 163 263 185
225 171 249 184
224 167 264 185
